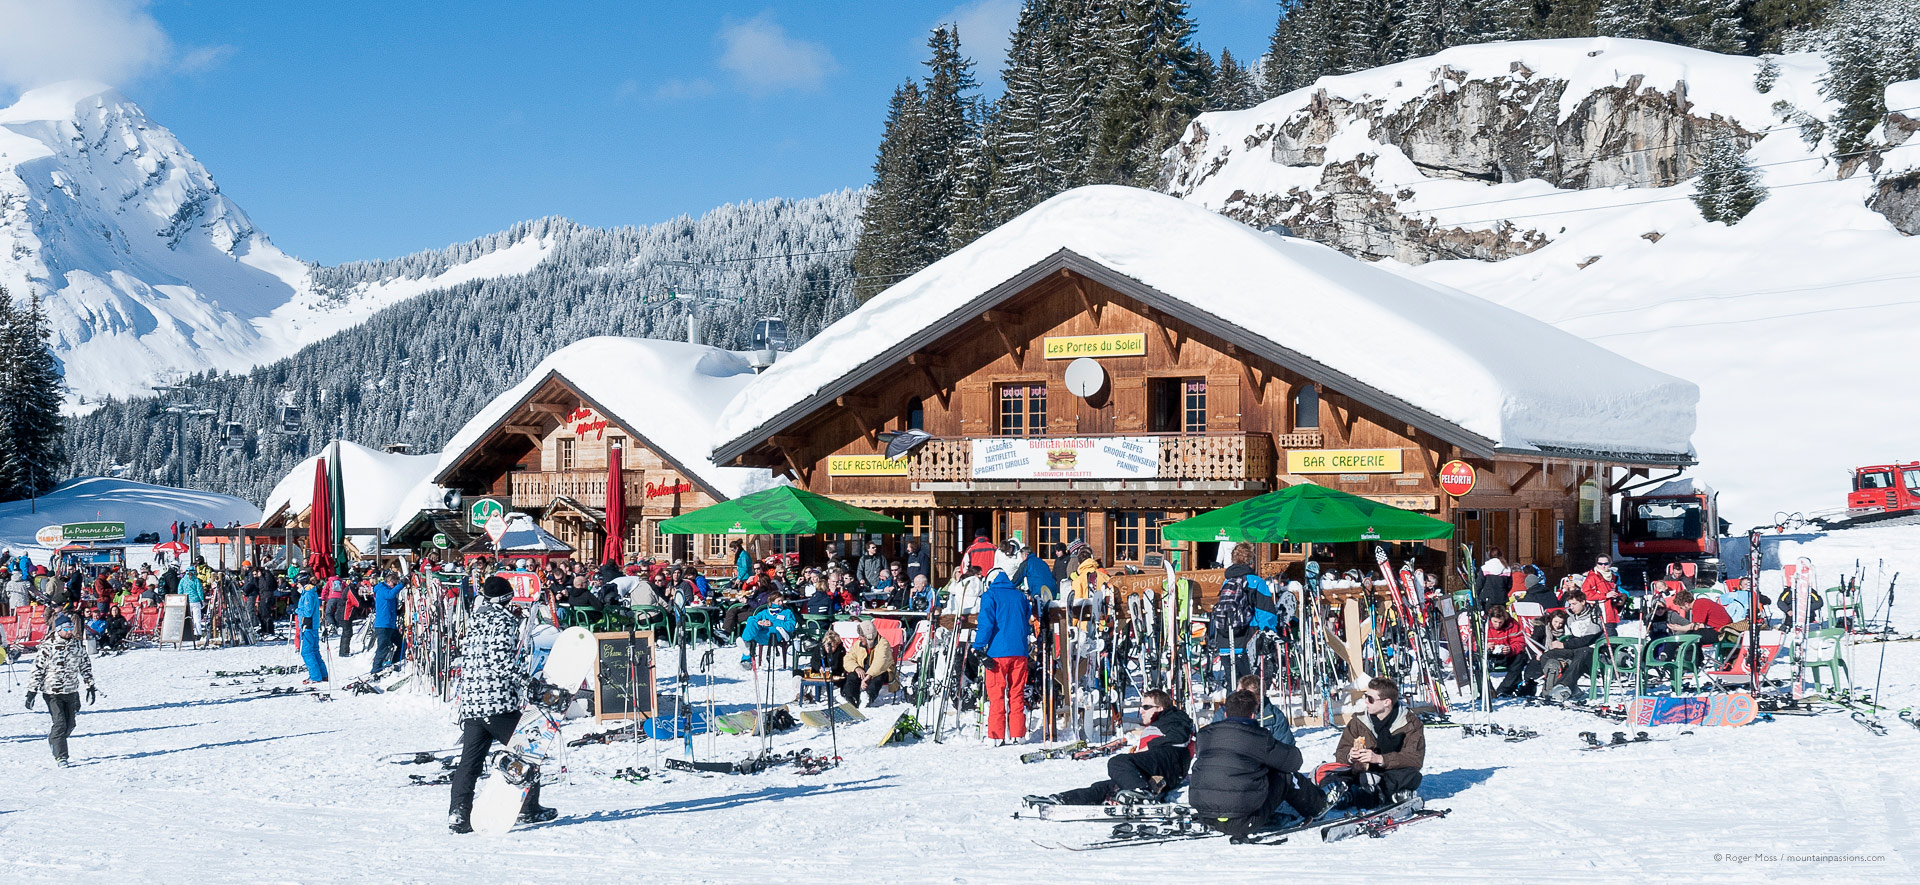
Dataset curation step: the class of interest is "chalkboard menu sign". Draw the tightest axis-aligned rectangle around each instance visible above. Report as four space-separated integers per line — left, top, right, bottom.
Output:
592 631 656 722
159 595 194 646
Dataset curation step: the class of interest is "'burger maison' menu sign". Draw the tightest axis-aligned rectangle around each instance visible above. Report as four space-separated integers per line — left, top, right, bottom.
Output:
971 436 1161 480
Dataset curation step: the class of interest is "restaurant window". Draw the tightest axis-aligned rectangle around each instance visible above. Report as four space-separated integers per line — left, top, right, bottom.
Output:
998 383 1047 436
607 434 627 454
556 438 575 470
1293 384 1320 430
650 520 672 558
1150 378 1207 433
1036 511 1086 554
1110 511 1164 563
907 398 925 432
704 534 727 562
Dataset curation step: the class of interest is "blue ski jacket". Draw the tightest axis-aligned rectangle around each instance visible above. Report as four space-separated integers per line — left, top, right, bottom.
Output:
973 571 1031 659
740 603 798 646
178 573 205 604
295 586 320 621
371 580 403 629
1015 555 1058 607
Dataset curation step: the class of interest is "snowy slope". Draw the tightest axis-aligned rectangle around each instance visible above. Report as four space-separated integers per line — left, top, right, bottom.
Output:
1169 38 1920 530
0 82 553 403
1 537 1915 881
0 476 259 557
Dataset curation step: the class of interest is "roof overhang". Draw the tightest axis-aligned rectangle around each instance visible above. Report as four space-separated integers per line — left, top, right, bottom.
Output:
432 370 731 501
717 249 1527 465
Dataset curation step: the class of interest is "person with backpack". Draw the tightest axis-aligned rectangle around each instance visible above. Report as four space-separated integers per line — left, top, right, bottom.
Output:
1209 544 1275 680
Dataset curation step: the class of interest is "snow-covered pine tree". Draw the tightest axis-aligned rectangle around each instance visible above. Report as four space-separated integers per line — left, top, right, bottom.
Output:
1692 137 1768 223
1211 48 1263 110
992 0 1068 217
948 98 1000 246
1388 0 1442 62
1133 0 1210 170
1818 0 1920 156
1593 0 1661 39
1334 0 1381 73
918 26 982 256
853 81 929 301
0 288 67 500
1670 0 1753 51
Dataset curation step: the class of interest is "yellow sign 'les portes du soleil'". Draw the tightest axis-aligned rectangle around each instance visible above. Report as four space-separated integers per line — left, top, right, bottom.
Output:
1286 448 1404 474
828 455 909 477
1042 333 1146 359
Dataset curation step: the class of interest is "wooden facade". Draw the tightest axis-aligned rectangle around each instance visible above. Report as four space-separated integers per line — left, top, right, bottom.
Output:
723 262 1686 585
433 373 736 567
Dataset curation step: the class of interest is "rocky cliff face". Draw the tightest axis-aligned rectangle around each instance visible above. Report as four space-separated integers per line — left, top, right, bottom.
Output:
1166 51 1758 264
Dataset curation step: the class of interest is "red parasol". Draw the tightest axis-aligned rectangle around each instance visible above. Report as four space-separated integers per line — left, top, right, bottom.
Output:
152 541 189 555
603 443 625 565
307 454 335 579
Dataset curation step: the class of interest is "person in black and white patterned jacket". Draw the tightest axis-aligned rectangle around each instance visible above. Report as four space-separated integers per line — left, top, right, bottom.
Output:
448 575 554 833
26 617 97 766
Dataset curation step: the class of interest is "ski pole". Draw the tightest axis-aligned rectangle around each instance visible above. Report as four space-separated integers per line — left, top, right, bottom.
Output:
1870 574 1897 710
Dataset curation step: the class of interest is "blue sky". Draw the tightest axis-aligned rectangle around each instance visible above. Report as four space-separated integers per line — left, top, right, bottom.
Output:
0 1 1278 265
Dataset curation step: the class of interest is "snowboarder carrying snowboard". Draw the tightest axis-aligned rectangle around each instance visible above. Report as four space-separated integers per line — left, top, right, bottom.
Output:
1325 677 1426 809
449 575 556 833
25 616 98 766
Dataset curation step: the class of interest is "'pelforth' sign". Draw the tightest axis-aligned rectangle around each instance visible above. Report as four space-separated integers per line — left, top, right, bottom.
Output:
1042 333 1146 360
1439 460 1477 497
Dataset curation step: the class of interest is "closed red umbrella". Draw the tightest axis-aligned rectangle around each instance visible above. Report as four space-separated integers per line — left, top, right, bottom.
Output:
604 443 625 565
307 455 335 580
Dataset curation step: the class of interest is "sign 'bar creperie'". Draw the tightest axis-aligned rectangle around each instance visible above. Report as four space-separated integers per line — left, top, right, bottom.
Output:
972 437 1160 480
1286 448 1404 474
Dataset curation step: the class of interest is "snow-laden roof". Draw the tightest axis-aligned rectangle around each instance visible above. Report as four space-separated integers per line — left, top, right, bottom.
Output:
715 185 1697 460
435 337 778 500
0 477 260 556
263 441 442 537
1639 477 1715 498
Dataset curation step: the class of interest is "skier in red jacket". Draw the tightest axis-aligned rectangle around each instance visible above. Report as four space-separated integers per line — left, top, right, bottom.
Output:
964 531 997 575
1579 556 1625 633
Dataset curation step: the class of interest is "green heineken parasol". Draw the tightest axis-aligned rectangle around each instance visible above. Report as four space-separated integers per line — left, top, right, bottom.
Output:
1160 483 1453 543
656 486 906 535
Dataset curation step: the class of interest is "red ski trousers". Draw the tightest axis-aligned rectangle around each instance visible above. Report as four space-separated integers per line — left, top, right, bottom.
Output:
984 655 1029 740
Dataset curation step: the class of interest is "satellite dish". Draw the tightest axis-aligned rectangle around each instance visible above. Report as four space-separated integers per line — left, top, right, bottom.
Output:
1064 358 1107 398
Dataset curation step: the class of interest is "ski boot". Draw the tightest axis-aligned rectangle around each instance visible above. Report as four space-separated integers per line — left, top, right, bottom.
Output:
1114 788 1157 805
1022 794 1061 807
1579 731 1602 747
517 805 558 825
448 811 473 834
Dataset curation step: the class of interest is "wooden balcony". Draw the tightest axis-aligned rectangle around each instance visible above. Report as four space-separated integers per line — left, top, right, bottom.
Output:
909 432 1295 485
510 470 646 510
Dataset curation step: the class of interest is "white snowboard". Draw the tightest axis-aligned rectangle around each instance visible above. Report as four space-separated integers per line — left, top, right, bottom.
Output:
471 626 596 835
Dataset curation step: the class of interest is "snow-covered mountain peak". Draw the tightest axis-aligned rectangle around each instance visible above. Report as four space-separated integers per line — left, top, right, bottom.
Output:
0 82 553 403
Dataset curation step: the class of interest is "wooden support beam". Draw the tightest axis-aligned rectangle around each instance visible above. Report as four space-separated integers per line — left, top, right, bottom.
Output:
524 402 571 415
908 353 951 408
1225 343 1267 404
835 394 878 410
770 434 809 452
1507 463 1542 495
502 423 546 438
844 409 878 447
1069 276 1102 325
906 353 945 369
1607 466 1649 495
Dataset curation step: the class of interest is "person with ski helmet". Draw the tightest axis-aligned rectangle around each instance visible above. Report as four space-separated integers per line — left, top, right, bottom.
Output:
25 616 98 766
1031 689 1197 807
972 558 1032 744
448 575 554 834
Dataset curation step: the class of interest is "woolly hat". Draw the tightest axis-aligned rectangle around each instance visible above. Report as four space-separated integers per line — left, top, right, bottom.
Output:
857 620 879 642
481 575 514 599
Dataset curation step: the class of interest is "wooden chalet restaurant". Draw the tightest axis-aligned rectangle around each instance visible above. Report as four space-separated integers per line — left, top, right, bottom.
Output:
426 337 775 570
706 186 1700 584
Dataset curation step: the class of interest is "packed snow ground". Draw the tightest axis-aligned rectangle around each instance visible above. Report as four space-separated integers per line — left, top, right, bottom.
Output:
8 531 1920 882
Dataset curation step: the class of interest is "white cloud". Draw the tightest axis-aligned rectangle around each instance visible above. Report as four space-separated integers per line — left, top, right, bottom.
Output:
943 0 1021 84
717 12 837 95
0 0 235 94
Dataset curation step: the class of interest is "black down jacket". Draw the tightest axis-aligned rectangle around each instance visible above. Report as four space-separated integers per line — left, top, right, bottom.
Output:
1185 717 1303 818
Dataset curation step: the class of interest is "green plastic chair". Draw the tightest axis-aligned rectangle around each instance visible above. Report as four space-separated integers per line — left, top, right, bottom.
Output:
561 607 598 629
1800 627 1851 690
593 607 636 633
1597 636 1649 701
631 604 673 643
1641 634 1702 694
682 606 718 645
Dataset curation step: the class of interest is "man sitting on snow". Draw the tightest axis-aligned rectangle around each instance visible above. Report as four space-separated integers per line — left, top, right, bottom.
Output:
1324 676 1426 809
1026 690 1196 807
1186 689 1327 838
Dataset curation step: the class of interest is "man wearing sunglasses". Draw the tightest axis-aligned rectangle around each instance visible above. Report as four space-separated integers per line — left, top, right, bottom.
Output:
1327 677 1426 809
25 616 99 766
1026 690 1195 807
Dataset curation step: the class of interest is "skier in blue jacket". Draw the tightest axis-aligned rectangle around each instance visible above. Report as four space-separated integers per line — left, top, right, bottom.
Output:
973 568 1032 744
369 572 406 674
739 592 799 667
293 575 328 683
